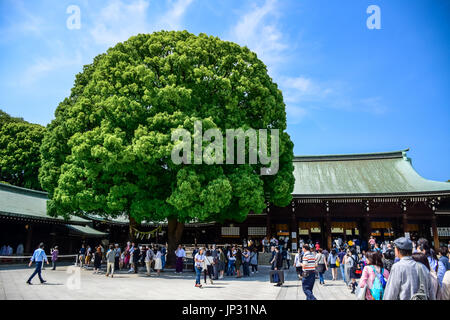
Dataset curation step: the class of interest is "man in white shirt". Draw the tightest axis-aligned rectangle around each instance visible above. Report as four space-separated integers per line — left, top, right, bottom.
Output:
175 245 186 273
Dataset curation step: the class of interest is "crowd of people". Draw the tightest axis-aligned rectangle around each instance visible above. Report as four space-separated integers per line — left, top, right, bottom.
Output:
0 243 24 256
75 241 167 277
288 235 450 300
23 235 450 300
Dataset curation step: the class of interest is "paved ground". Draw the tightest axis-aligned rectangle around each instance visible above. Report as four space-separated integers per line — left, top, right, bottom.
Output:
0 263 355 300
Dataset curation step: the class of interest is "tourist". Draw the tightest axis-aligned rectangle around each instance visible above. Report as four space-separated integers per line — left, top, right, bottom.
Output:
134 243 141 274
192 246 199 272
85 245 92 266
382 244 395 272
114 244 121 270
262 237 268 253
358 251 389 300
211 245 219 280
412 252 441 299
93 246 102 274
203 250 214 285
123 247 130 270
300 244 316 299
194 248 205 288
235 248 242 278
175 244 186 274
154 246 162 276
343 249 353 286
78 244 86 267
50 246 58 270
218 247 226 279
226 246 236 276
281 247 287 269
16 243 24 256
105 245 115 278
250 247 258 274
145 245 155 276
344 249 358 293
26 243 49 285
315 248 327 285
369 236 376 250
440 269 450 300
285 248 292 269
437 246 449 286
416 238 438 272
327 249 338 281
338 248 346 283
128 243 136 273
160 244 167 271
119 250 125 270
242 247 250 277
271 246 283 287
383 237 434 300
294 249 303 280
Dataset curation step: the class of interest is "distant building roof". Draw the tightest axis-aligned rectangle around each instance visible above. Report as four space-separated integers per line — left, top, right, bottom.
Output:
0 183 88 225
65 224 108 237
292 149 450 198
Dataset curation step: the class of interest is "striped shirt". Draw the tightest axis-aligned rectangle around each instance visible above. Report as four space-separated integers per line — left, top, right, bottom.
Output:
302 251 316 271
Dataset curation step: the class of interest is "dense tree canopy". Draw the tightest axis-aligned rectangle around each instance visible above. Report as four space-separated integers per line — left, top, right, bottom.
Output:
0 109 45 190
39 31 294 236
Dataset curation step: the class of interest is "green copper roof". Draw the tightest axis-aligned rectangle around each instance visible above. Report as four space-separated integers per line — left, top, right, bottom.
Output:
292 149 450 197
65 224 108 237
0 183 88 224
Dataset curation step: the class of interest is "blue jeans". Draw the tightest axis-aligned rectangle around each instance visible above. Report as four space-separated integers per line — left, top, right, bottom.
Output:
161 255 166 270
302 272 317 300
318 272 324 284
227 261 235 276
28 261 45 283
340 264 346 283
195 266 202 285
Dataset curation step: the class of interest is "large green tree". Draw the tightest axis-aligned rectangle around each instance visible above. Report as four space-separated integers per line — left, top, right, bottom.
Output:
0 109 45 190
39 31 294 265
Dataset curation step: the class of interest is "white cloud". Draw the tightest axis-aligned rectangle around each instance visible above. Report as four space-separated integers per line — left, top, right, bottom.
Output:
89 0 151 47
229 0 287 74
157 0 194 30
20 52 83 86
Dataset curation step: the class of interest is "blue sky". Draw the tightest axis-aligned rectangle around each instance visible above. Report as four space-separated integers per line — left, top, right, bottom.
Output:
0 0 449 181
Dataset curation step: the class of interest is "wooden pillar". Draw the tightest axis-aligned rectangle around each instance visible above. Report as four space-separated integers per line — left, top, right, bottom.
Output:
326 213 332 251
25 224 33 254
402 211 408 236
291 211 297 251
266 211 271 239
365 214 371 241
431 215 439 251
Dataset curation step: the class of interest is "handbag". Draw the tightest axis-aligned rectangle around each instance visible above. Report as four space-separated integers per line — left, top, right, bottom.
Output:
355 283 367 300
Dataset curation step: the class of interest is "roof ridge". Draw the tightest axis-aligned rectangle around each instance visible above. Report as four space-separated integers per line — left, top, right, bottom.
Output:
293 149 409 162
0 182 48 197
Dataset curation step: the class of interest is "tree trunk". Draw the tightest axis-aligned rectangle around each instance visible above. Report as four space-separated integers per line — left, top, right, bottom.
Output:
167 217 184 268
129 215 138 242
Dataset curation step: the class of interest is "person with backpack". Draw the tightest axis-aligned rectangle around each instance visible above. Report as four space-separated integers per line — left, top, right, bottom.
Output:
437 246 450 286
411 252 440 299
358 251 389 300
383 237 434 300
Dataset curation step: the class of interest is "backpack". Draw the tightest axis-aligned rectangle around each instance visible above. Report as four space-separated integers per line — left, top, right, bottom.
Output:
369 266 386 300
411 263 428 300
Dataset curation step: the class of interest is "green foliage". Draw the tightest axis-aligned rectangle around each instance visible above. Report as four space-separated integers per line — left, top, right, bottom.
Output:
39 31 294 222
0 110 45 190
